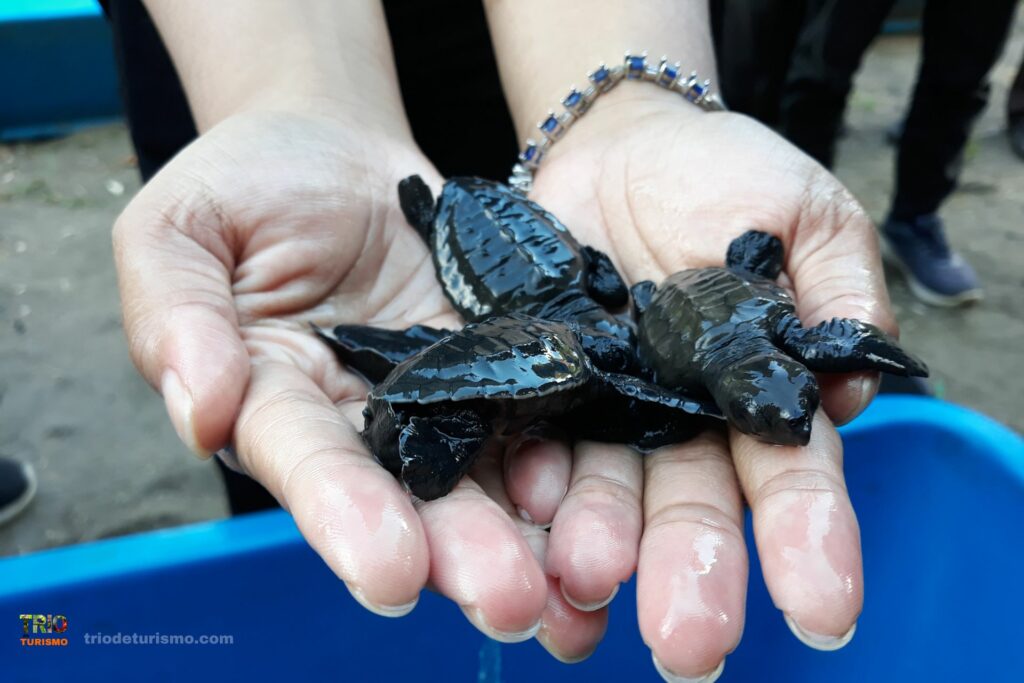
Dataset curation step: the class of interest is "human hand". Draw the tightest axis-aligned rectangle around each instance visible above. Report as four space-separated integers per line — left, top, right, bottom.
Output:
524 90 889 678
112 109 612 653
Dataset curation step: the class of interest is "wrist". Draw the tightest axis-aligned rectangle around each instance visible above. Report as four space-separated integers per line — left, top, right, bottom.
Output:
206 87 416 149
509 58 720 191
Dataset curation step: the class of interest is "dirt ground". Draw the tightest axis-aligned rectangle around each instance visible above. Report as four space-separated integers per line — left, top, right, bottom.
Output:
2 20 1023 556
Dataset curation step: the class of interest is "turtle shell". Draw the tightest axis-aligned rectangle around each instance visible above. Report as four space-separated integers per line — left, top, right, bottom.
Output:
371 315 594 405
639 267 794 390
432 177 588 319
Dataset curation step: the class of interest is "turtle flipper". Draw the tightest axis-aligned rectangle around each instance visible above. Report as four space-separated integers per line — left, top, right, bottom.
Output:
313 323 449 384
598 372 722 418
725 230 784 279
398 410 491 500
780 317 929 377
581 245 629 308
560 371 722 450
398 175 437 241
630 280 657 316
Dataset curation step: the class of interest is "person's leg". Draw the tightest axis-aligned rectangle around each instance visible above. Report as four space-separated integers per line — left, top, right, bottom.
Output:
102 0 198 180
891 0 1018 218
713 0 810 127
779 0 896 167
882 0 1019 305
1008 51 1024 159
383 0 517 181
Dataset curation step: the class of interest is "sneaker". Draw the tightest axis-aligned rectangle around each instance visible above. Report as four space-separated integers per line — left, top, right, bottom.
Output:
881 213 983 307
0 458 37 527
1010 118 1024 161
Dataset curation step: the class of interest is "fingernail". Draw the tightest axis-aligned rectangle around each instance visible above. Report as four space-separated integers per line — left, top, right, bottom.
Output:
848 375 879 423
536 625 594 664
461 606 542 643
515 504 553 531
562 583 619 612
784 614 857 651
652 653 725 683
345 582 418 618
161 369 210 459
215 447 245 474
517 504 535 524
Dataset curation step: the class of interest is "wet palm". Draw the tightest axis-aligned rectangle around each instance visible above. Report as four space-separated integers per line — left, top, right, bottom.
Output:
114 110 601 651
525 100 888 676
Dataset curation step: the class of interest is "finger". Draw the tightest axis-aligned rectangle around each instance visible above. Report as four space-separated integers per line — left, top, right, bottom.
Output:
414 456 548 643
475 452 607 661
504 436 572 527
538 573 609 662
731 410 862 650
234 361 429 615
786 171 895 424
113 169 249 456
637 431 747 682
547 442 642 611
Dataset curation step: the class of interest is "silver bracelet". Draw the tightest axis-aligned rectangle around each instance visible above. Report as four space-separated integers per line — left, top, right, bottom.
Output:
508 51 726 193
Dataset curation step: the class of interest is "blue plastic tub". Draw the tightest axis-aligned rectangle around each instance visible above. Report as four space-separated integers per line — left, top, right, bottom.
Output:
2 396 1022 681
0 0 121 141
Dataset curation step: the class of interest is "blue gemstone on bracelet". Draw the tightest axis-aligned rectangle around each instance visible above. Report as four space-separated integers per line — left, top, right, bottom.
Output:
628 55 644 71
564 90 582 108
591 67 609 84
664 66 678 81
691 82 707 98
522 144 537 162
541 115 559 133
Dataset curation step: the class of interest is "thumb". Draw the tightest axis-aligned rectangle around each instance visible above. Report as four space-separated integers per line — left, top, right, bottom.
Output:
113 174 249 457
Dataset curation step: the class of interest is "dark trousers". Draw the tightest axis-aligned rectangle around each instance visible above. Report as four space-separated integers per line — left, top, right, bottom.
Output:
103 0 516 514
1010 51 1024 124
716 0 1018 218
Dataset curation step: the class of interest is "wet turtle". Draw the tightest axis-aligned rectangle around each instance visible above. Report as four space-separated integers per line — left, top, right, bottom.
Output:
399 175 637 373
358 315 720 500
632 230 929 446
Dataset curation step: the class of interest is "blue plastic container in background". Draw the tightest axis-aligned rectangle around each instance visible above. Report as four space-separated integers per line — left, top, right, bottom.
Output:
0 0 121 141
1 396 1021 681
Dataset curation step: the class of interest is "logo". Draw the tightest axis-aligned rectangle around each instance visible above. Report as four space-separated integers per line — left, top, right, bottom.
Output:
20 614 69 647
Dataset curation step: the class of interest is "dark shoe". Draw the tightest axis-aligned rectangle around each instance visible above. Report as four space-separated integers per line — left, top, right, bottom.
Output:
1010 118 1024 161
0 458 37 526
881 213 983 307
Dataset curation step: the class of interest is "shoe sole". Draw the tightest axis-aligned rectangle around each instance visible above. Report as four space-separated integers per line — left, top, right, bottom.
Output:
880 240 984 308
0 462 38 528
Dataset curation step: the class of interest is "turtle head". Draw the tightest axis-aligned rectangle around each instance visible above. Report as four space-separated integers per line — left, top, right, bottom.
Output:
571 307 641 374
578 329 638 374
361 398 405 477
725 230 784 280
712 355 819 446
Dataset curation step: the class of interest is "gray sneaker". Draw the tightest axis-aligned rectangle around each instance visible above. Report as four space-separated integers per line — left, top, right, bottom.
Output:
881 213 983 307
0 458 37 527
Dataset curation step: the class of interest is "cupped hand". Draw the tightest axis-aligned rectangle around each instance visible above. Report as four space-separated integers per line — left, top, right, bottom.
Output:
521 91 891 678
112 109 608 654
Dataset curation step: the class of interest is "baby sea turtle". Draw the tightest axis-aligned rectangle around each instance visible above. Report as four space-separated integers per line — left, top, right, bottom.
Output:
357 315 720 500
632 230 928 446
399 175 636 373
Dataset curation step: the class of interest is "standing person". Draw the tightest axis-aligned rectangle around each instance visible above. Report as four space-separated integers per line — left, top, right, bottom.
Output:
720 0 1018 306
107 1 900 678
